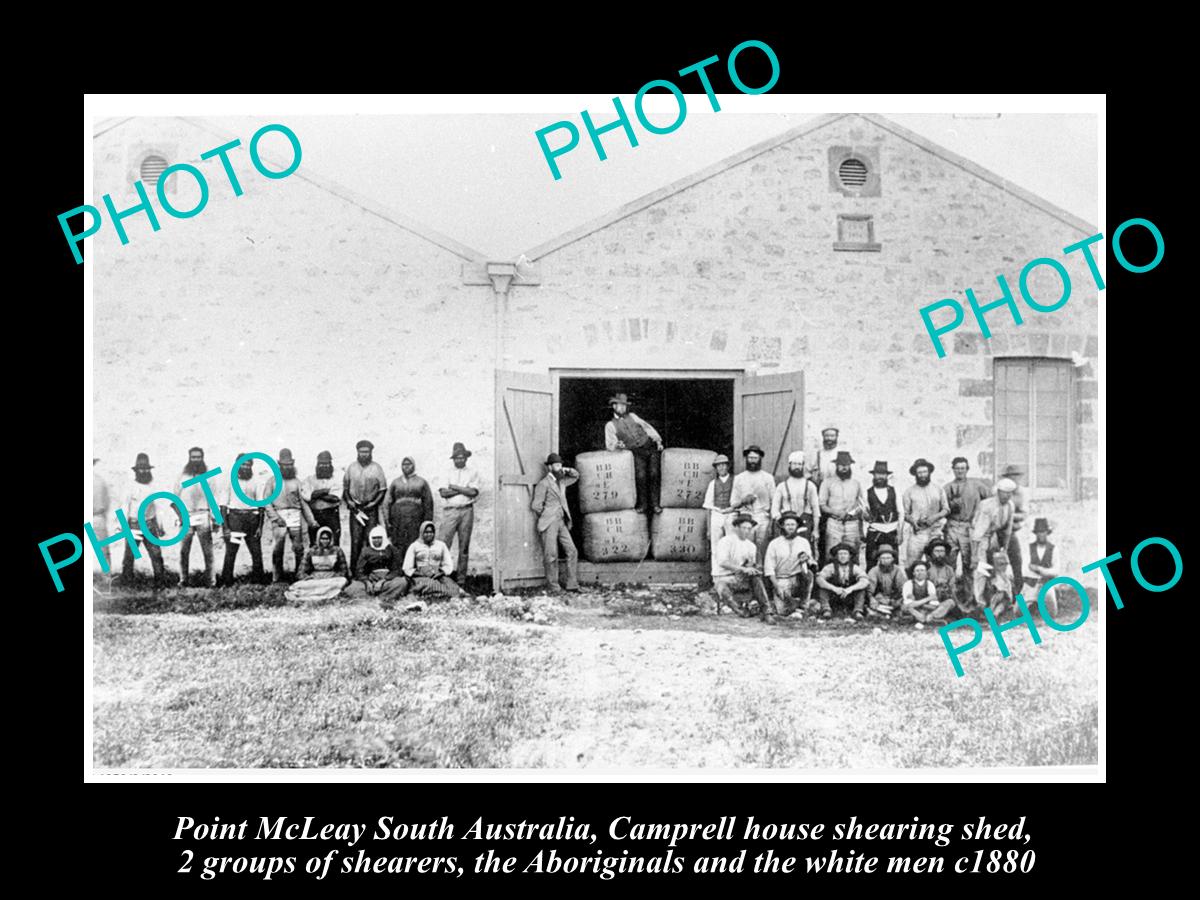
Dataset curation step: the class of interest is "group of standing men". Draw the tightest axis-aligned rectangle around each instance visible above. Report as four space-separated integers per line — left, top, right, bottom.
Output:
704 427 1064 626
92 440 483 596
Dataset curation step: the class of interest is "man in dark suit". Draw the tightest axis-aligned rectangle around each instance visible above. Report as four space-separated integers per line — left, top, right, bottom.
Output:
531 453 582 594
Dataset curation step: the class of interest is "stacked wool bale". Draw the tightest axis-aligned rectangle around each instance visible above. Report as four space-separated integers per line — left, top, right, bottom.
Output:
576 451 649 562
651 448 711 562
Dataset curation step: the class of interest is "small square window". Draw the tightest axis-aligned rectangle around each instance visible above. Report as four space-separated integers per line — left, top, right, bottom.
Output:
834 214 881 252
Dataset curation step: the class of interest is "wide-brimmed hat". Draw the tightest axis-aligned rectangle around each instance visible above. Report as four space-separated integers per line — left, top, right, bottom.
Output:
925 537 953 556
743 444 766 458
907 558 931 578
545 452 563 465
909 458 935 476
131 452 153 471
876 543 897 560
829 542 856 558
777 511 803 526
1000 464 1024 478
834 451 854 466
868 460 892 475
1033 518 1052 533
356 439 374 451
450 442 472 459
711 453 731 468
317 450 333 463
608 392 632 405
731 513 755 527
278 448 295 465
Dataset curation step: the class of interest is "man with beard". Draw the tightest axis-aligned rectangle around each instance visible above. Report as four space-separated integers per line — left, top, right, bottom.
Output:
865 544 906 620
970 477 1017 608
763 511 814 618
386 456 434 556
263 448 316 582
172 446 217 587
943 457 990 575
807 426 845 558
344 526 408 607
120 452 167 588
604 392 664 514
218 453 266 586
302 450 343 546
344 439 388 572
924 537 962 611
818 451 864 562
531 453 582 594
730 445 776 564
902 458 949 568
702 454 736 582
863 460 900 570
402 520 462 599
437 443 481 580
770 450 820 546
713 514 773 622
998 464 1029 588
979 547 1017 616
814 542 870 620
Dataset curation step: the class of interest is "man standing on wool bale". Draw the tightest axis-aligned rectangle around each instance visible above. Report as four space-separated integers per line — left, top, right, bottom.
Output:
531 453 583 594
604 392 663 515
437 443 481 581
731 444 776 564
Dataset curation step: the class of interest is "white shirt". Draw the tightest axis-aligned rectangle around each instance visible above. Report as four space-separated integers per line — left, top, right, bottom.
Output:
403 539 455 576
441 464 481 508
764 535 814 578
714 532 758 578
701 474 733 512
731 470 775 520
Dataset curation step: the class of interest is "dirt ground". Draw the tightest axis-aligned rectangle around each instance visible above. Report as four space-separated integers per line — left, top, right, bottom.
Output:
92 586 1099 769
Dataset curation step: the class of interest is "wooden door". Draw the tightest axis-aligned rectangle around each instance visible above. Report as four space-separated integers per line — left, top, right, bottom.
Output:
495 370 555 590
735 371 805 478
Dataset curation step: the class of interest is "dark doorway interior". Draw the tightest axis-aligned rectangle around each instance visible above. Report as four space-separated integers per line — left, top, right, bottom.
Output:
558 376 735 548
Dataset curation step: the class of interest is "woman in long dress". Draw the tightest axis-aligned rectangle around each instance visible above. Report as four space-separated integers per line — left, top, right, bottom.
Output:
285 526 349 603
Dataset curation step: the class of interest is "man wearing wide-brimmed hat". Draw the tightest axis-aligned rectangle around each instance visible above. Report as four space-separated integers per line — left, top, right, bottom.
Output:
264 448 316 583
120 452 167 588
731 444 776 564
814 541 870 620
1025 517 1063 620
924 537 961 610
818 450 864 562
701 453 736 579
863 460 900 570
437 442 481 580
865 543 906 620
902 458 949 569
771 450 820 547
604 392 664 515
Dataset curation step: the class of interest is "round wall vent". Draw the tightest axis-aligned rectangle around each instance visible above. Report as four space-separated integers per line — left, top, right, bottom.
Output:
838 158 869 189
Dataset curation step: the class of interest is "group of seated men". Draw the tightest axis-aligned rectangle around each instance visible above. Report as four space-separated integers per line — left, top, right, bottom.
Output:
707 438 1065 627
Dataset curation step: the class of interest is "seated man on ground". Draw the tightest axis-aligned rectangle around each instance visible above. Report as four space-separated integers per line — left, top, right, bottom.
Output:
764 511 815 619
285 526 349 603
978 547 1017 617
924 537 966 613
713 514 774 623
865 543 906 621
1025 517 1063 620
401 520 462 599
901 559 957 627
344 525 407 606
814 542 870 621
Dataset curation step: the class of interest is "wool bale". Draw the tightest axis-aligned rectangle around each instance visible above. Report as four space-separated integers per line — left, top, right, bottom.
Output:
581 510 650 563
659 448 716 509
576 450 637 514
650 508 709 561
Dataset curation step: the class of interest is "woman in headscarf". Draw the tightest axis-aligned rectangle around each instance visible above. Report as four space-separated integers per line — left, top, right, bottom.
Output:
344 525 408 605
284 526 349 603
384 457 434 555
402 520 462 599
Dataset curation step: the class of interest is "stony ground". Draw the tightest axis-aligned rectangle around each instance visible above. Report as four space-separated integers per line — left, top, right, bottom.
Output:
92 584 1098 769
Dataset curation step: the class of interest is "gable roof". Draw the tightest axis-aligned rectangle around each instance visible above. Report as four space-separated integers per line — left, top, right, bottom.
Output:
94 116 489 263
522 112 1098 261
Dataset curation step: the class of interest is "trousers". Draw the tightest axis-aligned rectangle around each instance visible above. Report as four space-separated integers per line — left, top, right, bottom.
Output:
437 505 475 577
824 518 862 559
271 519 305 579
771 571 812 617
121 517 166 585
348 505 383 573
945 520 973 574
814 586 866 616
903 525 944 569
179 521 215 585
714 573 772 619
707 510 730 576
539 519 579 590
631 446 661 511
220 508 264 584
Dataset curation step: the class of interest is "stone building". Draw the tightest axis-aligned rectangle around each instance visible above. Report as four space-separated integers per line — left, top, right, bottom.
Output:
92 113 1099 590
